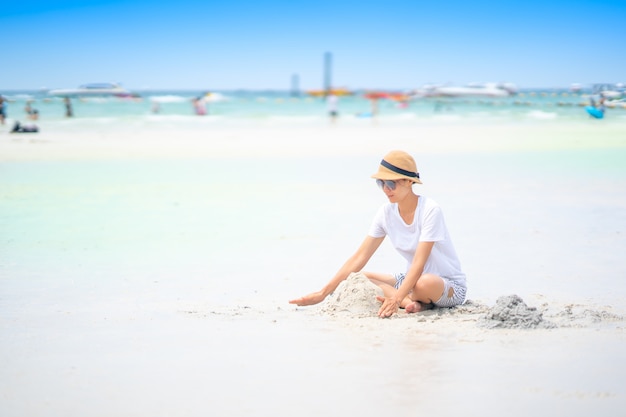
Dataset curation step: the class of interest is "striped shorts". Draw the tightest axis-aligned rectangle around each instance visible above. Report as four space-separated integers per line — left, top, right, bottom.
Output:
394 273 467 307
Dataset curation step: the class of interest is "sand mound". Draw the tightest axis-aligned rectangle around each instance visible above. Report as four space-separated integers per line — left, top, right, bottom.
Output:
479 294 556 329
312 275 622 329
320 272 384 317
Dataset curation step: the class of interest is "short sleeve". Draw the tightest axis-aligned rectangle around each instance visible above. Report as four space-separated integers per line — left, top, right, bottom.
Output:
419 204 446 242
367 205 387 238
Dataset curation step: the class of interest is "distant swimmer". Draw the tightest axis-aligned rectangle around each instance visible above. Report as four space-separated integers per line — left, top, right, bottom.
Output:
25 101 39 120
370 96 379 116
192 96 207 115
586 96 606 119
64 96 73 117
0 95 7 125
326 90 339 123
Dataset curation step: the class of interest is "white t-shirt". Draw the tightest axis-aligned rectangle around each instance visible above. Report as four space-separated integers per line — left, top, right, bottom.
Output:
368 196 466 284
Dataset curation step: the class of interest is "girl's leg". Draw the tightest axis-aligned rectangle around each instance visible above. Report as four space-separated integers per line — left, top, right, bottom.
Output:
405 273 445 313
363 271 415 309
363 271 396 287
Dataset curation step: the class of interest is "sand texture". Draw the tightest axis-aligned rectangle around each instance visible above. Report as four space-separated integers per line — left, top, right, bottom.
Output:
2 121 626 416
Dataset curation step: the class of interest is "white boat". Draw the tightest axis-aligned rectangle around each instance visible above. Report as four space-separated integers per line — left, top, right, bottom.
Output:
592 83 625 100
426 82 515 98
47 83 131 97
570 83 583 92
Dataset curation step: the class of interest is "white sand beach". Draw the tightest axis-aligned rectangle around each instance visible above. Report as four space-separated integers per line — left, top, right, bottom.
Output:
1 120 626 416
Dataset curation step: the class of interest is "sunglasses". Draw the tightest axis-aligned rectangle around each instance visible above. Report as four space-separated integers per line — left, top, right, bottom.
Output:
376 179 399 190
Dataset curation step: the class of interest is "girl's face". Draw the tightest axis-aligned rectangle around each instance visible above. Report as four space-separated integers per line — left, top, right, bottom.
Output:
376 179 413 202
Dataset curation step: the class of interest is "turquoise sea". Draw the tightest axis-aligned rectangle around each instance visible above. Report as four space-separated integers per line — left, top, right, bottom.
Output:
2 88 625 130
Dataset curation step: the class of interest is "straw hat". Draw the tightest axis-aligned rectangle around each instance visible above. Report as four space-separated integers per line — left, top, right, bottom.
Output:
371 150 422 184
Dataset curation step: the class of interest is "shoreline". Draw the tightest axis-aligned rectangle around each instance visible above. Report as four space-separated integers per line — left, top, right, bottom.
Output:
1 122 626 162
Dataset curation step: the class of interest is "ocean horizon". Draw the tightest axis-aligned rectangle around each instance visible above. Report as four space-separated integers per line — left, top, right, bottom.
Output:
2 86 625 129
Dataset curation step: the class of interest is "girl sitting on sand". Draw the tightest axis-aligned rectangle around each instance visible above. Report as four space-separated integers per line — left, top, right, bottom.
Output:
289 150 467 318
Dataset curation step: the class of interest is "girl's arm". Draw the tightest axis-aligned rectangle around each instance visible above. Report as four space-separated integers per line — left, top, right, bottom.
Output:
289 235 384 306
377 240 435 317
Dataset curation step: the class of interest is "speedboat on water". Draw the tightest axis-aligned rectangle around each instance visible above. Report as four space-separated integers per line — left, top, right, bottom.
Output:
47 83 132 97
594 83 625 100
425 82 515 98
570 83 583 93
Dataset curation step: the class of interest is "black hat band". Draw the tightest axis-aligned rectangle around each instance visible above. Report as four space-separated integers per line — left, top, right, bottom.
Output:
380 159 419 179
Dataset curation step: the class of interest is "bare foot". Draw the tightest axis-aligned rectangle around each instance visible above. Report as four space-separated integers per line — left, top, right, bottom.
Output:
405 301 422 313
405 301 434 313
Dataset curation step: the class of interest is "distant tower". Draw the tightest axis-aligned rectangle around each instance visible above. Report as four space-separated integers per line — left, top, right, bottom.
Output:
324 51 332 93
291 73 300 97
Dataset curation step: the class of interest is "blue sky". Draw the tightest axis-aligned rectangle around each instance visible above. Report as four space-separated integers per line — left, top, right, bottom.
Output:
2 0 625 91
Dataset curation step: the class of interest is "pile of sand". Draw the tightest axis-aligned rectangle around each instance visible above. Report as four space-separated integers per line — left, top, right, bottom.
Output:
319 272 383 318
478 294 555 329
317 274 622 329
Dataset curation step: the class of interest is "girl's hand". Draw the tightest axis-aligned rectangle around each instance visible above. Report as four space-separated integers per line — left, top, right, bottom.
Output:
376 296 399 318
289 291 326 306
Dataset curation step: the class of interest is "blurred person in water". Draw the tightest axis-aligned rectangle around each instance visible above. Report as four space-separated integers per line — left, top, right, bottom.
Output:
326 89 338 124
192 96 207 115
24 101 39 120
64 96 73 117
0 94 7 124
